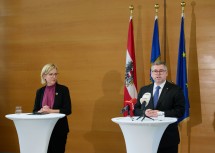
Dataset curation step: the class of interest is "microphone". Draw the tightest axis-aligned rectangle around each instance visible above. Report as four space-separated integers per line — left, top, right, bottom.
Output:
140 92 151 110
137 93 154 121
121 98 137 117
121 105 129 114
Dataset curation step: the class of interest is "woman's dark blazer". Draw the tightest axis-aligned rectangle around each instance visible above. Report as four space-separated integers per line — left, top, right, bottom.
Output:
134 81 185 148
33 83 72 134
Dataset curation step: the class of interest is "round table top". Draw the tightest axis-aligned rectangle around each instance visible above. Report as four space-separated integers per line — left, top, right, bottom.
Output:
5 113 65 120
112 116 177 126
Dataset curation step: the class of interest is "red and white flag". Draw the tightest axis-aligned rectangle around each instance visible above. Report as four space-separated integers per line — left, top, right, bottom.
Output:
123 16 138 116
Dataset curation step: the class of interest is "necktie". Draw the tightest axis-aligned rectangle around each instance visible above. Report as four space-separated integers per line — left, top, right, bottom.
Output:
153 86 161 108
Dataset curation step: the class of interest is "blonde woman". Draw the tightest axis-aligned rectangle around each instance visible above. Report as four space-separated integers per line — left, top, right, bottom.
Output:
33 63 72 153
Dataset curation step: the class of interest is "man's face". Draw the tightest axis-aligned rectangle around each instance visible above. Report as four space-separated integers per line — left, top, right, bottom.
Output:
151 65 168 85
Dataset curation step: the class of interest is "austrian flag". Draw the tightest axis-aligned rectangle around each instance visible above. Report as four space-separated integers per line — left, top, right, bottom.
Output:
123 16 138 116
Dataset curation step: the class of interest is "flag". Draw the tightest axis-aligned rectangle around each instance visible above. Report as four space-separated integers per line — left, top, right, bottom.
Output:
124 16 138 116
176 13 190 122
150 15 161 81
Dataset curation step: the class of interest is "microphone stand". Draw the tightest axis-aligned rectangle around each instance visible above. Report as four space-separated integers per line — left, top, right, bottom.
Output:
136 111 154 121
136 102 154 121
120 105 134 121
128 110 134 121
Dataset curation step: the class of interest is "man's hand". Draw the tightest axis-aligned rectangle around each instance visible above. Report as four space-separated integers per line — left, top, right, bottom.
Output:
145 109 159 117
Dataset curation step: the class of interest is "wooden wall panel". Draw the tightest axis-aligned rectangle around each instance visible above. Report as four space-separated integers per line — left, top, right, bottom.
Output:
0 0 215 153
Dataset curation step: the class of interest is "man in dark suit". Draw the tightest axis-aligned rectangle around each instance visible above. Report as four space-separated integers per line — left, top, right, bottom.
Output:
134 61 185 153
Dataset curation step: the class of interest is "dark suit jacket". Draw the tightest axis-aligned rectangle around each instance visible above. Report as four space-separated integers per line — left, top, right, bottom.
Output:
33 83 72 135
134 81 185 148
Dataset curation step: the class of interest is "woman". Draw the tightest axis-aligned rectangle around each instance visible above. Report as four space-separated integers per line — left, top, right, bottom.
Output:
33 63 72 153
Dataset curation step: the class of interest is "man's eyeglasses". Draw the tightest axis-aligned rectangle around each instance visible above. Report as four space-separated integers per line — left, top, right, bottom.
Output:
151 70 166 74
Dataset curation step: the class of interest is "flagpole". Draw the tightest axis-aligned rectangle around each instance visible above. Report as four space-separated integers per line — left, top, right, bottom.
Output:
123 5 137 117
129 5 134 17
178 2 190 153
163 0 166 62
155 3 159 17
181 1 186 14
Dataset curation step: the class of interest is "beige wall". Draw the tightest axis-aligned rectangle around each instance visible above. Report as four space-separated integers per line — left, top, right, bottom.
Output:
0 0 215 152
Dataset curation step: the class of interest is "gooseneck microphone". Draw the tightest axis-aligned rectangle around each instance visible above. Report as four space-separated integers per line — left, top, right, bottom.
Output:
121 98 137 117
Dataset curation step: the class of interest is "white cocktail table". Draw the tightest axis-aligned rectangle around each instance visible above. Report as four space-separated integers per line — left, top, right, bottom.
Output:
6 113 65 153
112 116 177 153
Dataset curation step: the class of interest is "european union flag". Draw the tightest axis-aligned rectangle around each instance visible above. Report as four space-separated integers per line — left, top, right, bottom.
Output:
150 16 161 81
176 14 190 122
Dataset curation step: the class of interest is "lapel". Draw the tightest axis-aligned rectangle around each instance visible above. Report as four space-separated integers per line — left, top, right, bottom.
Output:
53 83 59 108
146 84 154 109
156 81 170 107
40 87 45 107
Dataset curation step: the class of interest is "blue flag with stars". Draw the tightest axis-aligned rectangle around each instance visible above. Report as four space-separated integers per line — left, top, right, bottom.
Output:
176 14 190 123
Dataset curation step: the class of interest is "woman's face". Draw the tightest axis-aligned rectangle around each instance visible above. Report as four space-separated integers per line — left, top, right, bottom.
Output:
43 68 58 86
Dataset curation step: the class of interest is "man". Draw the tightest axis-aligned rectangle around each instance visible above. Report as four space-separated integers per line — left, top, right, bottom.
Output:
134 61 185 153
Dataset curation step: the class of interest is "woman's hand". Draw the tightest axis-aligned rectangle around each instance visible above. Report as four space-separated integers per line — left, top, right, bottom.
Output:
38 105 51 113
38 105 60 114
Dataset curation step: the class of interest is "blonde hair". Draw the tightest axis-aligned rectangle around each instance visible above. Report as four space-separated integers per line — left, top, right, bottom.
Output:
41 64 58 84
